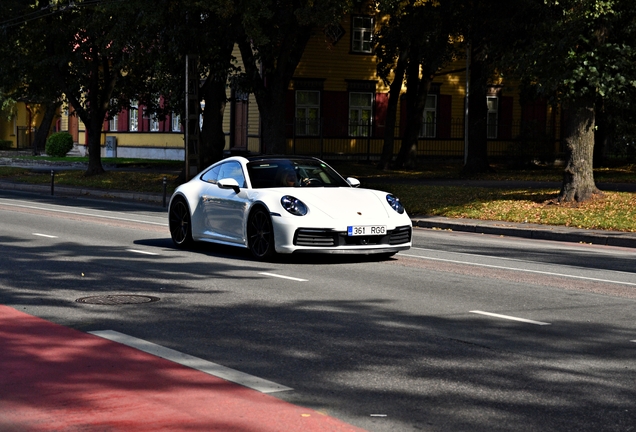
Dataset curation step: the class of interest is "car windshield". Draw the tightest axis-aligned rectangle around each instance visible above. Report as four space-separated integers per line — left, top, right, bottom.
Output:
246 158 350 189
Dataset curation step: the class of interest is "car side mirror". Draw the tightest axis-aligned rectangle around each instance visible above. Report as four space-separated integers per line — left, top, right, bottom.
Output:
217 178 241 194
346 177 361 188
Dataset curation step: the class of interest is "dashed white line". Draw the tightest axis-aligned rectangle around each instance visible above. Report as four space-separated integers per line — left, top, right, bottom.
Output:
33 233 58 238
470 310 552 326
259 272 307 282
89 330 292 393
127 249 159 256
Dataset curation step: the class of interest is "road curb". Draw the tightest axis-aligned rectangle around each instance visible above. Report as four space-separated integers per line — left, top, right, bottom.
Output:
0 180 164 205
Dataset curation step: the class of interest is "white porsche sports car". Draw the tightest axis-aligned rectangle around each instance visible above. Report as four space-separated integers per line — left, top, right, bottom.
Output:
168 155 412 260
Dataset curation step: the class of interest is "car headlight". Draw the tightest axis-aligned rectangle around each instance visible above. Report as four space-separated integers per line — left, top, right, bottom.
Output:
281 195 308 216
386 194 405 214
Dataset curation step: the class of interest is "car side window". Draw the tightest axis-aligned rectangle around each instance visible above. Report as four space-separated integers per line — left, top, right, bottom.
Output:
217 161 246 188
201 165 221 184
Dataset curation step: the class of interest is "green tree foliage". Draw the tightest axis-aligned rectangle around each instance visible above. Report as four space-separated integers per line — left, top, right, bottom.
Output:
1 0 169 175
232 0 354 154
122 0 241 175
0 1 65 154
505 0 636 201
375 0 463 170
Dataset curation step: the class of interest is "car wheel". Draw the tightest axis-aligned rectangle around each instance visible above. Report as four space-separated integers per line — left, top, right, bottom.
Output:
169 197 194 248
247 208 276 260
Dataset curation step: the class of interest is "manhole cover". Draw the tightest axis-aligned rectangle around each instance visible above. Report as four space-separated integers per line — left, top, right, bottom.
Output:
76 295 160 305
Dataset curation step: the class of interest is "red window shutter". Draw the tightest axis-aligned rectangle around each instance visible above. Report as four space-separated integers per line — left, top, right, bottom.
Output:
120 109 129 131
374 93 388 138
322 91 348 137
438 94 452 139
498 96 514 139
140 105 146 132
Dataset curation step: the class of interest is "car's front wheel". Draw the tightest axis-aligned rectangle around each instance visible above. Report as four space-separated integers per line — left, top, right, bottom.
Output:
169 197 194 248
247 207 276 260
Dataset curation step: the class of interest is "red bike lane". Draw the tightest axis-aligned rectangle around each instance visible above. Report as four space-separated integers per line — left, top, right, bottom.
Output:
0 305 364 431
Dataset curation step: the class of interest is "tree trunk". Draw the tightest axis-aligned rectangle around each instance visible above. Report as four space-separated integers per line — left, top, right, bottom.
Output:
394 50 431 169
461 54 491 176
558 98 601 202
237 24 311 157
258 84 287 155
33 102 60 155
85 115 105 176
199 75 228 169
378 50 407 170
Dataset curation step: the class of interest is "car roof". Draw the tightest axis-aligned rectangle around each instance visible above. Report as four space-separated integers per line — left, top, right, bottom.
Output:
245 155 319 163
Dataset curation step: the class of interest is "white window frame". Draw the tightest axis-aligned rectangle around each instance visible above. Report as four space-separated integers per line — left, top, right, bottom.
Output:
60 107 69 131
199 100 205 130
172 113 181 132
149 116 159 132
352 16 374 53
149 98 161 132
109 114 118 132
129 100 139 132
420 95 437 138
295 90 320 136
349 92 373 137
487 96 498 139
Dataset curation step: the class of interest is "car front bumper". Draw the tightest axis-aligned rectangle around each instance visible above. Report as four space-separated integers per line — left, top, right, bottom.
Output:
271 216 412 254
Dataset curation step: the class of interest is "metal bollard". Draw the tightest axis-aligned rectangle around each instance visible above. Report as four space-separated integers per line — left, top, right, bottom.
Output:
50 170 55 196
162 176 167 207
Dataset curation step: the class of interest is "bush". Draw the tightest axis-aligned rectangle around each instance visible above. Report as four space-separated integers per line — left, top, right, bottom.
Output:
0 140 12 150
45 132 74 157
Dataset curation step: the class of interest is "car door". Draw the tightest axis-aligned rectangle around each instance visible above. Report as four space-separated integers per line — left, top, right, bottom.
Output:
201 161 249 244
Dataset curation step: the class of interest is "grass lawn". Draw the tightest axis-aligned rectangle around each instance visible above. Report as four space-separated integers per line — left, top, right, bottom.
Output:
1 156 636 232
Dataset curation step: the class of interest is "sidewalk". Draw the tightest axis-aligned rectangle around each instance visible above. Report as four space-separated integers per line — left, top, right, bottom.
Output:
2 167 636 249
0 305 363 432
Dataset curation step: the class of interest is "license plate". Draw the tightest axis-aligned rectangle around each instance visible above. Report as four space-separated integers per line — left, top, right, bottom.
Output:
347 225 387 236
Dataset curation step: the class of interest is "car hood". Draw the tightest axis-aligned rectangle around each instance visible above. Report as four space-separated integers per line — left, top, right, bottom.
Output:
284 187 392 220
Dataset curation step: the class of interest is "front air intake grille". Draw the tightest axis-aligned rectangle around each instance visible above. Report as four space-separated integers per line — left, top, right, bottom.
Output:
389 226 412 245
294 229 337 247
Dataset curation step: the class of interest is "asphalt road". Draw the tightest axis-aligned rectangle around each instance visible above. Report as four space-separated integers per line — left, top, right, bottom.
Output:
1 189 636 431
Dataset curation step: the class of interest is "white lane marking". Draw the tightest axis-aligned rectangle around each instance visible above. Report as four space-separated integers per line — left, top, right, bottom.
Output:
470 310 551 326
259 272 307 282
411 246 636 278
399 253 636 287
631 340 636 343
127 249 159 256
0 200 167 226
33 233 58 238
89 330 292 394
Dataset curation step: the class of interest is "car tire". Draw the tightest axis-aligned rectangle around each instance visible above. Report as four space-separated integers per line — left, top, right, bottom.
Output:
247 207 276 260
169 197 194 248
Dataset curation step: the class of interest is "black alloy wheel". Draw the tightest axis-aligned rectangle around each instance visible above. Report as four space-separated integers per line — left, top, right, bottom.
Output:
169 197 193 248
247 208 275 260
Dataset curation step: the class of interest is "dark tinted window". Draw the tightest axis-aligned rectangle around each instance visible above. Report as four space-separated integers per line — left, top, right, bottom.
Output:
246 159 349 188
